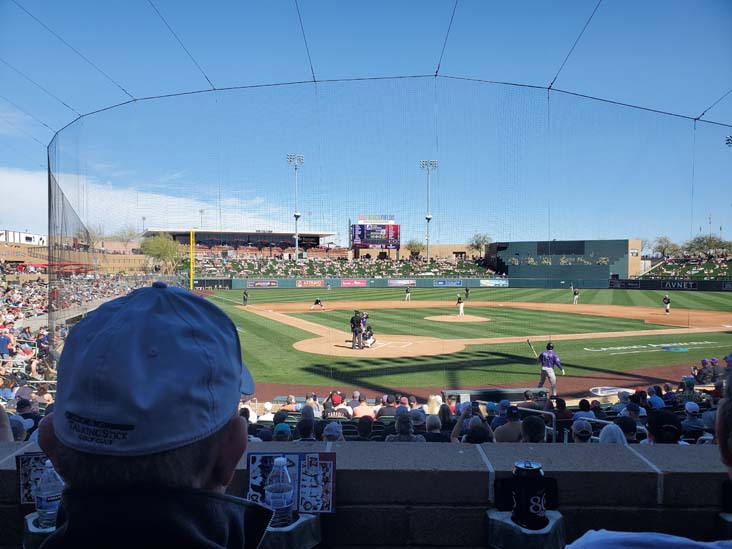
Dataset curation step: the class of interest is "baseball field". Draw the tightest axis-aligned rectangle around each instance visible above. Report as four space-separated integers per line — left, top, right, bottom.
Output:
206 287 732 400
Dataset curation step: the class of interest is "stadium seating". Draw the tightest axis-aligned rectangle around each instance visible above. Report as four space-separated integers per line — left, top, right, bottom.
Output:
641 256 732 280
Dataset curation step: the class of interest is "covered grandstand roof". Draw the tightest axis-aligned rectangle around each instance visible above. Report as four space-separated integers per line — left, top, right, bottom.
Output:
143 229 337 238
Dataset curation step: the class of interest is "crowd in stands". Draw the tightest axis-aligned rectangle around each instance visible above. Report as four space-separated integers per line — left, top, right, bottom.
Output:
189 256 493 279
238 372 726 445
1 275 145 320
641 255 732 280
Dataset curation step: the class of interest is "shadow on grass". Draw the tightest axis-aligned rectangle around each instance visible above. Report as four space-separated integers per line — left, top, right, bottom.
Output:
297 348 695 399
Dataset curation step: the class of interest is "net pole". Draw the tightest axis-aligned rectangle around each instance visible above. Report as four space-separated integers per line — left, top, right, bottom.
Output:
189 229 195 290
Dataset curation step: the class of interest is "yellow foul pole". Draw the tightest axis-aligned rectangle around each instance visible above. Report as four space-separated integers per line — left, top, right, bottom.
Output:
189 229 195 290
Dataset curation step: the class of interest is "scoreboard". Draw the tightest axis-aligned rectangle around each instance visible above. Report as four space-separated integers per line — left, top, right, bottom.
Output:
351 223 400 249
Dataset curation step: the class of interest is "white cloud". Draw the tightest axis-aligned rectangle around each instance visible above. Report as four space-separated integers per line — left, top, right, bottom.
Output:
0 165 304 239
0 167 47 233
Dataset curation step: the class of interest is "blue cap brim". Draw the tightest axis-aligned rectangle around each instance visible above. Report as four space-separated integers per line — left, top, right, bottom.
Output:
240 362 255 395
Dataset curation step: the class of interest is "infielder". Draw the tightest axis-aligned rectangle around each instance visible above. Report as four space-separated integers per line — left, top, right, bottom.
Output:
242 290 249 306
537 342 565 397
310 297 325 310
405 287 411 301
456 295 464 318
464 287 470 301
662 295 671 315
572 288 579 305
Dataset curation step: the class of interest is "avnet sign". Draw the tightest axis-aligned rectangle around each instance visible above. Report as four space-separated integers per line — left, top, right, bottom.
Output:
662 281 698 290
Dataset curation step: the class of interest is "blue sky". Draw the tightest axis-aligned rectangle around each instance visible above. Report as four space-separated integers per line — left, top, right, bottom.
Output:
1 0 731 247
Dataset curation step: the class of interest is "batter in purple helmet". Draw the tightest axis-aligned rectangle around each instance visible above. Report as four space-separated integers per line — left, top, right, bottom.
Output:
537 342 566 398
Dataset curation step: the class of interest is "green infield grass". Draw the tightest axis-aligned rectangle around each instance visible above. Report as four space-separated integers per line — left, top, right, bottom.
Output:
208 294 732 389
287 307 669 339
212 287 732 311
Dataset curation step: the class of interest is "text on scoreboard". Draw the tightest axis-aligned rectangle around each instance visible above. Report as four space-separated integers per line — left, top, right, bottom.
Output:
351 224 400 249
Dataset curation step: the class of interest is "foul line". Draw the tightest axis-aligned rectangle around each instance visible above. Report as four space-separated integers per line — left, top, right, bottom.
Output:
626 445 663 505
609 343 730 356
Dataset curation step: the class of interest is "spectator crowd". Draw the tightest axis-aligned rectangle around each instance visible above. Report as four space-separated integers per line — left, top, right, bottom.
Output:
237 373 725 446
189 255 493 280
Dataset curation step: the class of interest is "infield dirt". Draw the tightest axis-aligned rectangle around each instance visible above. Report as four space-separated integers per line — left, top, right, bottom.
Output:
239 300 732 359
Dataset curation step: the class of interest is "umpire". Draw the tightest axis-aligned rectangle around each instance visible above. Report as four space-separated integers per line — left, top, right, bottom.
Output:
350 310 363 350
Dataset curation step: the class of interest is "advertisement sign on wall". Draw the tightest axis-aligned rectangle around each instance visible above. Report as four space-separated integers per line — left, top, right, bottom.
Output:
609 279 640 289
433 279 463 287
247 280 278 288
662 281 698 290
340 279 367 287
480 279 510 288
296 279 324 288
387 279 416 287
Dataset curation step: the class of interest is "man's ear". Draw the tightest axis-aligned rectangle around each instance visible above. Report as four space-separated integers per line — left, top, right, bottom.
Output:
208 415 247 492
37 413 61 469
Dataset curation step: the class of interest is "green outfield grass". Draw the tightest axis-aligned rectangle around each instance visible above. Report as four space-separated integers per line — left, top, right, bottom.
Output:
208 293 732 390
288 307 669 339
212 287 732 311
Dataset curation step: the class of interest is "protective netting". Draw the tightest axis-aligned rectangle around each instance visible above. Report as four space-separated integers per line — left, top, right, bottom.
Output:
47 76 731 390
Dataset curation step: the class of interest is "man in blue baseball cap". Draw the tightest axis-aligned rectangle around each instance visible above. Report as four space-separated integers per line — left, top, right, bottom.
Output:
38 282 271 548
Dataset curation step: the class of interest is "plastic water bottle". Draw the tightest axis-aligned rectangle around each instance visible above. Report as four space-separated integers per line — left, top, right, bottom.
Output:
264 457 294 528
35 460 64 529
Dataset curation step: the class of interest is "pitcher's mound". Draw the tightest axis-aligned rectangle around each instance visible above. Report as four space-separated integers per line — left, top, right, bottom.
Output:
425 314 489 323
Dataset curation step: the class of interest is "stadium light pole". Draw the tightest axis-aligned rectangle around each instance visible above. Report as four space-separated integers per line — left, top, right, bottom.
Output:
419 160 438 260
287 154 304 260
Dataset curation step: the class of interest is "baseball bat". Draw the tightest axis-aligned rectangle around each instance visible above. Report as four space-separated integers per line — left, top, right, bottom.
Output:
526 338 538 358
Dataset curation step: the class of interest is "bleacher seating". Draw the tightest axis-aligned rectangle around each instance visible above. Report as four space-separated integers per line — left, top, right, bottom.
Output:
641 256 732 280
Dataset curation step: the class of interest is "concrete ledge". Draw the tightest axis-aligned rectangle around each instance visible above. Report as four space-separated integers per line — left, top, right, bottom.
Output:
0 441 727 548
484 443 661 506
632 445 727 507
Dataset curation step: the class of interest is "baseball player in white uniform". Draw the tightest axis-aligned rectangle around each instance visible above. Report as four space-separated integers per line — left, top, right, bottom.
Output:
456 295 464 318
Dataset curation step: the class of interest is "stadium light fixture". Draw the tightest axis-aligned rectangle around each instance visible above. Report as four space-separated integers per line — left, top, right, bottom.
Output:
419 160 438 260
726 135 732 146
287 154 305 260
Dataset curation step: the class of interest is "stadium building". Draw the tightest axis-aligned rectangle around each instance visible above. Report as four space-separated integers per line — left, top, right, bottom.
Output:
486 239 642 280
143 229 337 256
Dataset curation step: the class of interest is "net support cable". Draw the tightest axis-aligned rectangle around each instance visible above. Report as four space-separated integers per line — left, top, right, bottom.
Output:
0 113 47 147
46 73 732 149
689 120 697 240
294 0 317 82
146 0 216 90
696 86 732 120
0 55 81 116
10 0 135 100
434 0 459 76
548 0 603 90
0 93 56 132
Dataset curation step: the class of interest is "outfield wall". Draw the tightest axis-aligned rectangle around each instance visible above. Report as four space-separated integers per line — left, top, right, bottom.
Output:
192 276 732 292
192 277 612 290
610 279 732 292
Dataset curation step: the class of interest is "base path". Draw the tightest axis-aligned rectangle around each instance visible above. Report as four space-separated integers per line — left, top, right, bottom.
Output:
241 301 731 359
